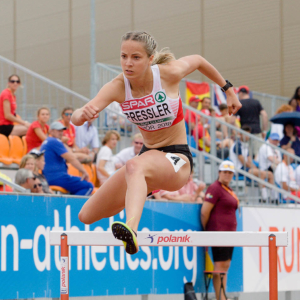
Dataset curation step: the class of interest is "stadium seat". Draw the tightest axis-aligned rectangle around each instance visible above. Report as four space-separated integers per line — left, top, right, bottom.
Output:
9 135 24 164
67 163 80 177
91 164 100 187
50 186 69 194
83 164 93 182
0 134 13 165
22 136 27 155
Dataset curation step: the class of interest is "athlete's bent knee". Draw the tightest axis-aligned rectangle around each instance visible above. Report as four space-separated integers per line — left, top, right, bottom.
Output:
78 210 94 225
125 158 143 176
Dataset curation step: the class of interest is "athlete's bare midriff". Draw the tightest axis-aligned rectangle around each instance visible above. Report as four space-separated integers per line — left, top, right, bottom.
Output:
139 119 187 148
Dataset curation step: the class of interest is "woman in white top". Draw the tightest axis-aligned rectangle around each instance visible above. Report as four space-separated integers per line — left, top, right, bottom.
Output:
71 31 241 255
96 130 120 185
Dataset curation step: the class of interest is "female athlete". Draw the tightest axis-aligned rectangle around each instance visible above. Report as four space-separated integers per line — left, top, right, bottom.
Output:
71 31 242 255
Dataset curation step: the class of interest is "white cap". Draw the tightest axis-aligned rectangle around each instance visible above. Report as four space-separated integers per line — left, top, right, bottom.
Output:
219 161 235 173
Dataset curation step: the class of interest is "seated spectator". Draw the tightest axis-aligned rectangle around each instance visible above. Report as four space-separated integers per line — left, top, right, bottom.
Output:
40 122 93 196
75 119 100 162
14 169 36 192
229 125 275 201
32 177 44 194
19 154 36 172
193 111 232 157
0 171 13 192
275 148 300 199
269 105 293 141
280 123 300 157
0 74 30 137
153 189 194 202
201 97 211 111
290 86 300 112
288 98 297 112
113 133 143 168
184 96 201 134
25 107 50 152
219 103 240 128
59 107 92 163
29 148 54 194
207 107 227 141
177 172 206 203
96 130 120 185
258 133 282 173
106 101 132 132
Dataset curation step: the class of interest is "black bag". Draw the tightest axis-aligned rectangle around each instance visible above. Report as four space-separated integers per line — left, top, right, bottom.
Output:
184 282 197 300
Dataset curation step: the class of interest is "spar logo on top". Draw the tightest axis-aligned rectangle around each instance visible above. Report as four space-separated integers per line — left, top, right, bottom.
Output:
242 207 300 292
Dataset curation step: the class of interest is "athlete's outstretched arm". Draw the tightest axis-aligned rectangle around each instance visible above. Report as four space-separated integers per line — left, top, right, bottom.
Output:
71 76 124 126
171 55 242 115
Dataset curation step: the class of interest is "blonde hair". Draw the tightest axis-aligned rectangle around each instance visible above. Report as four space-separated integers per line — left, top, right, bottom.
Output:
20 154 35 169
121 31 175 65
275 104 293 115
102 130 121 145
132 133 143 141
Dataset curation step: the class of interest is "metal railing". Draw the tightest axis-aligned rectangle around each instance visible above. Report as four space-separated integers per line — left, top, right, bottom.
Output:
0 176 27 193
0 56 134 152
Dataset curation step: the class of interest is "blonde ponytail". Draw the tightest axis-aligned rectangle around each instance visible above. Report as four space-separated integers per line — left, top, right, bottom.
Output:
152 47 175 65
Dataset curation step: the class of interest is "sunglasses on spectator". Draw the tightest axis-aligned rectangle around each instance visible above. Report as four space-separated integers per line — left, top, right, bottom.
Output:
64 113 72 116
33 183 42 188
134 141 143 145
10 80 20 84
222 164 234 169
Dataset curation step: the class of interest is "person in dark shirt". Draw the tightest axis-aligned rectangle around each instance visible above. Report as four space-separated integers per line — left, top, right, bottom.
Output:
201 160 238 300
236 85 268 155
280 123 300 157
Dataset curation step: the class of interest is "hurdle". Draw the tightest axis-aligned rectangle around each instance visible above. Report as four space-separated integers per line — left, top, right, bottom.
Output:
50 231 288 300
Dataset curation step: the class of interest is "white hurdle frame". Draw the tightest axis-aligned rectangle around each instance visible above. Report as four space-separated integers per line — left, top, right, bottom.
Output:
50 231 288 300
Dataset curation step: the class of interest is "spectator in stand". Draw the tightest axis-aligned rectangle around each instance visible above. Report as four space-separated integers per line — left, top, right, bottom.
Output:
14 169 36 192
184 96 201 133
25 107 50 152
59 107 91 163
75 119 100 162
269 105 293 141
275 148 300 199
29 148 54 194
280 123 300 157
96 130 120 185
288 99 297 112
194 110 233 157
40 121 93 196
201 97 211 111
237 85 268 154
0 75 30 137
113 133 143 168
290 86 300 112
219 103 240 128
177 171 206 203
201 160 238 300
153 189 193 202
229 125 275 201
19 154 36 171
32 177 44 194
258 133 282 173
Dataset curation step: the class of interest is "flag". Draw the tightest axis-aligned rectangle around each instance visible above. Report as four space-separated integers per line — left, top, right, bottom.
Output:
212 84 239 115
185 81 210 110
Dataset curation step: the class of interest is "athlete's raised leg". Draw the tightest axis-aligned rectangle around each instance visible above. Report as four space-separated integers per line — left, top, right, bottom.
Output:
124 150 191 232
78 166 128 224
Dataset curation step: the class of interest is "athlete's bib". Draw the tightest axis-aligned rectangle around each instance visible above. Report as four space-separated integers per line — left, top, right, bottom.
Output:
120 65 183 132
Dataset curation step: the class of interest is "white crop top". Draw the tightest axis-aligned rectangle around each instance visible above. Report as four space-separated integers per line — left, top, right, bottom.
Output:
120 65 183 132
